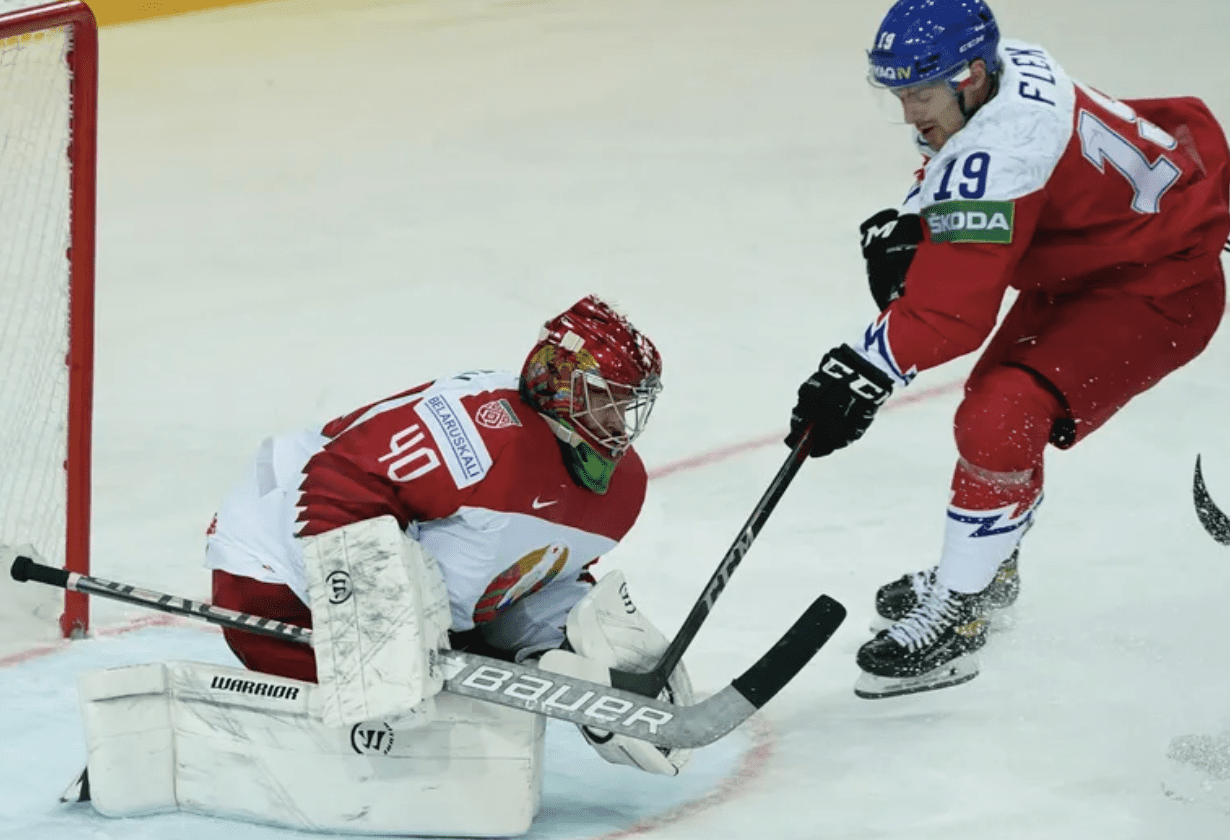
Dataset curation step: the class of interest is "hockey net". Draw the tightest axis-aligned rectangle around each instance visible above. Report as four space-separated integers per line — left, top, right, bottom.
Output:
0 1 97 644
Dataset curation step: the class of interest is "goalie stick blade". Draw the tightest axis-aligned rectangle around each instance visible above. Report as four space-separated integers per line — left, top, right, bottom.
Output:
1194 456 1230 545
437 594 846 749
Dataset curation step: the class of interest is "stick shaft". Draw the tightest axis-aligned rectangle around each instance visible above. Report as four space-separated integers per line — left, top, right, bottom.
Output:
10 555 311 643
612 426 812 696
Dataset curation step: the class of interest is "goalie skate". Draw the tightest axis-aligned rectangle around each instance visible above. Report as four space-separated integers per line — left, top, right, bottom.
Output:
59 767 90 803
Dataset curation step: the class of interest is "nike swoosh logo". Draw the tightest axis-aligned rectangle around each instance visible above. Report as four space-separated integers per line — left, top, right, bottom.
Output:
531 498 558 510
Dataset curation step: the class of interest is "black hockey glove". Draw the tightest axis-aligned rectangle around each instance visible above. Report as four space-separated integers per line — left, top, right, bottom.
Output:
786 344 894 458
860 208 923 311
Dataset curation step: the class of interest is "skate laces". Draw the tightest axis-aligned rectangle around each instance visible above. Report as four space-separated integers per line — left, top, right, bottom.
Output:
908 566 938 597
886 586 961 651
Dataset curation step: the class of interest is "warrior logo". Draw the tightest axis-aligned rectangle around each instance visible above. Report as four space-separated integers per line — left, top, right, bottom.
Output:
350 722 395 755
210 676 301 700
326 570 352 604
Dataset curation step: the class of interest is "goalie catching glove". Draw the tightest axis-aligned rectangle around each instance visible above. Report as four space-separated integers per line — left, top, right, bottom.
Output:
538 571 693 776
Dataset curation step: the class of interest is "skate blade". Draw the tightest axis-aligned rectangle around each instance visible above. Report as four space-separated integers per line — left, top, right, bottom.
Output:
59 767 90 804
853 654 980 699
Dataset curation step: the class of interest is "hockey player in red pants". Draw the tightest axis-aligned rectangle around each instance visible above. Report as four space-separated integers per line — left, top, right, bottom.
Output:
786 0 1230 698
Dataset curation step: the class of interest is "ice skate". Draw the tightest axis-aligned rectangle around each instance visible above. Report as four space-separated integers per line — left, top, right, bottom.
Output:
854 585 989 699
868 548 1020 632
59 767 89 803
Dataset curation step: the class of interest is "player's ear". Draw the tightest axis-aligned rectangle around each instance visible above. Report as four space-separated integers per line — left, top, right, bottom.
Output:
969 59 990 95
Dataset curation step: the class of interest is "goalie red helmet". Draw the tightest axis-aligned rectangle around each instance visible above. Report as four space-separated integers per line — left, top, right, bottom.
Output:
521 295 662 462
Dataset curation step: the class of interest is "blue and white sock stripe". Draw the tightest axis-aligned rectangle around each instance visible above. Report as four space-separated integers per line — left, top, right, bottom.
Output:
938 494 1041 594
946 498 1038 537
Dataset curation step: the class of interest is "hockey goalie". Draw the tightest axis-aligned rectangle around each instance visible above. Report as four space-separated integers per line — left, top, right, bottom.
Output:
74 296 694 836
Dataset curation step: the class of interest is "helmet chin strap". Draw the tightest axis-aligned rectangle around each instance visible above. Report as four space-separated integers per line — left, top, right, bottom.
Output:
956 66 999 122
538 412 617 494
539 412 582 447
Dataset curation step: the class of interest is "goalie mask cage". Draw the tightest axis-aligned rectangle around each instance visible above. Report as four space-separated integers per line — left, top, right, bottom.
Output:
0 1 98 639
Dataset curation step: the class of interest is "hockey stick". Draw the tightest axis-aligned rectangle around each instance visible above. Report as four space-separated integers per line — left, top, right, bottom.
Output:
612 425 815 698
1194 455 1230 545
10 556 845 749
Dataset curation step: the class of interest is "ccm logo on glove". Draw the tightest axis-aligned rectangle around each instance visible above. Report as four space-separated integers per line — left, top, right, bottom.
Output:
819 355 891 403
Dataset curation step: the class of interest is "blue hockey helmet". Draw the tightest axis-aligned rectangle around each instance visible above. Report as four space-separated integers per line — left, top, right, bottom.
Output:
868 0 1001 93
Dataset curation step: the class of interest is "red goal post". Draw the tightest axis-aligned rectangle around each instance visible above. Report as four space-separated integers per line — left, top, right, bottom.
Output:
0 1 97 639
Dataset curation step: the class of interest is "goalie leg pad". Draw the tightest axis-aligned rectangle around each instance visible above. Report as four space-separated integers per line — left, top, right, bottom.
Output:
301 515 452 728
78 660 545 836
540 571 694 776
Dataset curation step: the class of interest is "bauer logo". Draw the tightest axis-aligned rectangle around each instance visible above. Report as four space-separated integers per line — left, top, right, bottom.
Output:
457 665 674 737
925 200 1014 244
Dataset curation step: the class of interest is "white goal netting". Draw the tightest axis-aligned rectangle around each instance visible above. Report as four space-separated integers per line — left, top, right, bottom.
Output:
0 16 87 648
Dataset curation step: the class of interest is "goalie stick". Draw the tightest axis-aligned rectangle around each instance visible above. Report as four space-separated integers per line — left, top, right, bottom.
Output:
611 424 815 698
1194 455 1230 545
10 555 845 749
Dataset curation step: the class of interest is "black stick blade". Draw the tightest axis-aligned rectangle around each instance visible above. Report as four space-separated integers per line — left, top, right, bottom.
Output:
1194 456 1230 545
731 594 846 709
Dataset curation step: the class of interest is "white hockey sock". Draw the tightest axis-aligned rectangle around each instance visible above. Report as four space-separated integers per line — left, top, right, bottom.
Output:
936 496 1038 594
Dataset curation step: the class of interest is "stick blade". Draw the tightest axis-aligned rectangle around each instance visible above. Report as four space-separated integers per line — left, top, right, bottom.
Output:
731 594 846 709
1194 456 1230 545
659 595 847 748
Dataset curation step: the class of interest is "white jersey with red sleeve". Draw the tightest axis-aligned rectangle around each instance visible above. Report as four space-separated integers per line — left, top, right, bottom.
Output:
205 370 647 657
857 40 1230 385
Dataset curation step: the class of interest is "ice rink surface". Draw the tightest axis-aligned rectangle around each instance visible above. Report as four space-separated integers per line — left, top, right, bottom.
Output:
2 0 1230 837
